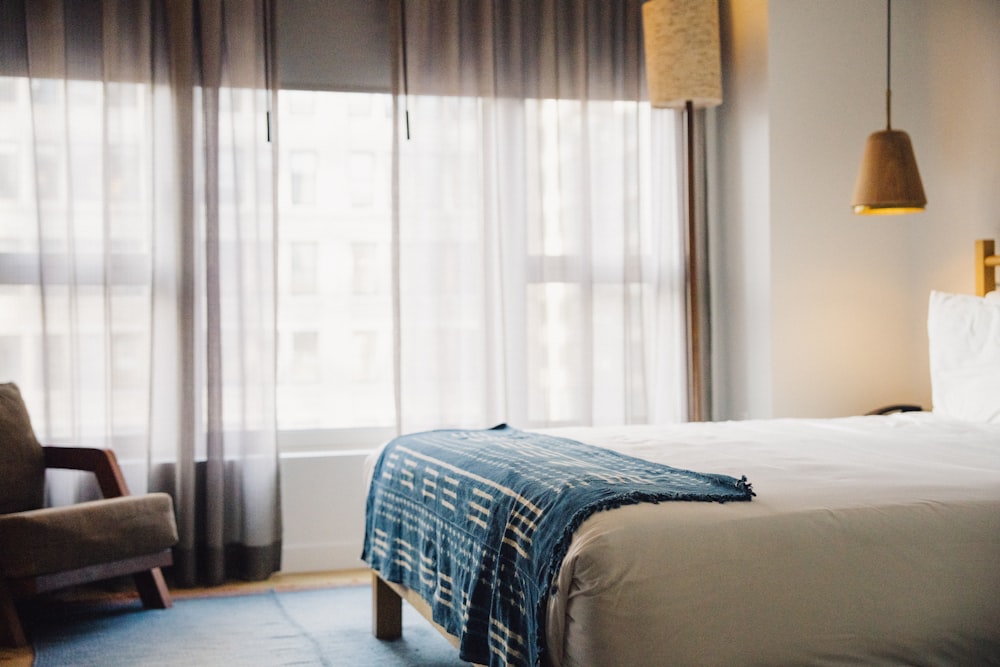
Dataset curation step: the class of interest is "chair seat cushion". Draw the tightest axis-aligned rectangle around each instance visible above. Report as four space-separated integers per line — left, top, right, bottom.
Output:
0 493 178 579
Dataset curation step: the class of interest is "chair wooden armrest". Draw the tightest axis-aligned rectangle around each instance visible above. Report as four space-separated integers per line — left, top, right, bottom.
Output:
43 446 131 498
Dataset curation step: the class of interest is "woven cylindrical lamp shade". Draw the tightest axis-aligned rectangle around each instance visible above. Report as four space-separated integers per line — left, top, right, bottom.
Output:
641 0 722 109
851 128 927 215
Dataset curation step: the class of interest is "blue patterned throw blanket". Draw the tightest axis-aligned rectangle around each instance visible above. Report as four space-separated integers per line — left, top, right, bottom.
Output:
362 424 753 667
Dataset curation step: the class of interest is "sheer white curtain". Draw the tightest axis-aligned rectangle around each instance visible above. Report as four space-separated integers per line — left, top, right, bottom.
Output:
393 0 687 433
0 0 280 586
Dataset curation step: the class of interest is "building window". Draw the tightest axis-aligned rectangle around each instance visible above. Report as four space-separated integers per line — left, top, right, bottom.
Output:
289 150 318 206
349 151 375 207
0 145 17 200
290 242 318 294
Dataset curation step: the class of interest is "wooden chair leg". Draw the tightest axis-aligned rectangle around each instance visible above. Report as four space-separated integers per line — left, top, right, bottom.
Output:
372 571 402 639
0 580 28 648
133 568 172 610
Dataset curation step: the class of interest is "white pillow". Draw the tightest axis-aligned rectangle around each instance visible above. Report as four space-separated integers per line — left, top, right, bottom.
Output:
986 290 1000 303
928 290 1000 423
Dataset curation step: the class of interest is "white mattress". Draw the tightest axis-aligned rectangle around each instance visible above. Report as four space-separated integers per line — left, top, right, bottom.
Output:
366 412 1000 666
539 413 1000 666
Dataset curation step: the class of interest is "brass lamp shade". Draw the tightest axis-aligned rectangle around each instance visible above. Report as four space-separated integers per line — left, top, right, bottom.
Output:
851 128 926 215
641 0 722 109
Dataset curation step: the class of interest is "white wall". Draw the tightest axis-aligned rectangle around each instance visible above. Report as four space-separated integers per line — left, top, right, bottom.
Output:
909 2 1000 301
280 452 369 572
714 0 1000 420
713 0 772 420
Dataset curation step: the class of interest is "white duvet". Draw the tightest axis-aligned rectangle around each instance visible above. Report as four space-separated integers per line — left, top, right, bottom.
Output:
539 413 1000 666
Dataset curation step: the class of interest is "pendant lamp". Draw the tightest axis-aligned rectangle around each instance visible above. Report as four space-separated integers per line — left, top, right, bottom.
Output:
852 0 926 215
642 0 721 422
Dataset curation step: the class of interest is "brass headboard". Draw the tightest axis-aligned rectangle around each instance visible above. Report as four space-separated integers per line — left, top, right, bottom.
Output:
976 239 999 296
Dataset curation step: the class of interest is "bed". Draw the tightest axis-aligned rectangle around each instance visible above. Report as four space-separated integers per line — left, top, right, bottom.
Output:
363 239 1000 666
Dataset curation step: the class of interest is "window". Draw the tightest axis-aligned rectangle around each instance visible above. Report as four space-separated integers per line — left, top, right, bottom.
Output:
287 90 315 116
349 151 375 207
274 87 665 444
0 78 17 103
0 334 21 380
1 79 666 452
275 91 394 444
34 146 61 202
30 79 59 105
289 242 318 294
289 331 320 383
0 75 156 452
108 145 140 203
351 241 382 295
288 150 318 206
0 145 17 200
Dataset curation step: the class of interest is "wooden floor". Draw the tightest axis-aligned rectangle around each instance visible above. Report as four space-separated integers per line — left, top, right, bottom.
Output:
0 569 370 667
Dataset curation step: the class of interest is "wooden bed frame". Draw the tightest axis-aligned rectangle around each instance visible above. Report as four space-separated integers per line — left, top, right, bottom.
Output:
372 570 475 660
976 238 998 296
372 571 455 643
370 237 1000 663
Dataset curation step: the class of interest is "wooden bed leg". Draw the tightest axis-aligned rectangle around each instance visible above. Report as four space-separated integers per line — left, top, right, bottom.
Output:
372 571 402 640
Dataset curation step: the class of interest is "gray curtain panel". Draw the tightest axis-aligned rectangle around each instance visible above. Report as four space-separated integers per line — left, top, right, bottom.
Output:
0 0 281 587
389 0 691 432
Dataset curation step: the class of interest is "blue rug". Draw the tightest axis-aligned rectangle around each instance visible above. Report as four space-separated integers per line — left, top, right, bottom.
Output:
29 585 471 666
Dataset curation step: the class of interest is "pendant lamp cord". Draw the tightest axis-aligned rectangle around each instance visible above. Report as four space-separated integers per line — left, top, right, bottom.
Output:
885 0 892 129
400 0 411 140
263 0 273 141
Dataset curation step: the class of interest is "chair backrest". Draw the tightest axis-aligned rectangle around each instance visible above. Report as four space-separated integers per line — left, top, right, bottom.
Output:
0 383 46 514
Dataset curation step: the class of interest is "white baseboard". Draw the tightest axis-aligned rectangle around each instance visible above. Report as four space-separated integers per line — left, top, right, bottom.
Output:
281 540 367 573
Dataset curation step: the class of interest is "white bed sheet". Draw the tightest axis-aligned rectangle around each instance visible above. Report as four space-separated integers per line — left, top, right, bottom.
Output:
539 413 1000 666
366 413 1000 666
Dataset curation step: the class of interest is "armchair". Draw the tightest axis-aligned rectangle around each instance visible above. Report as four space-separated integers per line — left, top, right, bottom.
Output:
0 383 179 647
